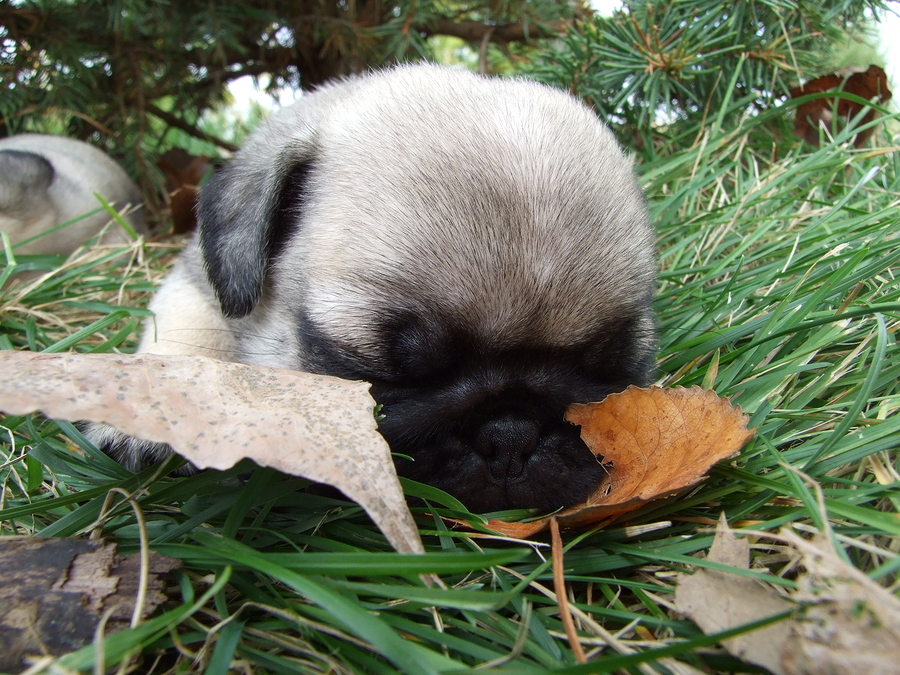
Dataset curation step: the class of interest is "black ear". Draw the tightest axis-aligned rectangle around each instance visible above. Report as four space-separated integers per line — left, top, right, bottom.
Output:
197 140 316 319
0 150 55 210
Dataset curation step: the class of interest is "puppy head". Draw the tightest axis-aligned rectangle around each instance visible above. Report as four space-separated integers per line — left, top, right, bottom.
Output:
198 65 656 513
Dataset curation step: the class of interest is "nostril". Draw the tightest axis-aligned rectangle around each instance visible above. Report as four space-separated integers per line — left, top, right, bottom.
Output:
475 414 540 461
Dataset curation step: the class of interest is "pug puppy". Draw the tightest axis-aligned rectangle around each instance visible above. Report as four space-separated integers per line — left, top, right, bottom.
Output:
0 134 147 257
87 64 656 513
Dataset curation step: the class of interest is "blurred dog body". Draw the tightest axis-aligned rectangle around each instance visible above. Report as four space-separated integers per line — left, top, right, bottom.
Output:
0 134 147 256
87 65 657 513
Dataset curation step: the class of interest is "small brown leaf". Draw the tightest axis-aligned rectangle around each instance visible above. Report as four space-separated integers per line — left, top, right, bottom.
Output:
483 386 754 537
0 351 423 554
157 149 213 234
790 65 892 147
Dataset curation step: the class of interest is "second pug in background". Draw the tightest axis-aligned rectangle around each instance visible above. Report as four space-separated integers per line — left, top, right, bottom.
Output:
88 64 657 513
0 134 147 257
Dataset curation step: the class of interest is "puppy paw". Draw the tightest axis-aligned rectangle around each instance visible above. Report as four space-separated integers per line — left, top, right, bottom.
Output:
79 422 194 474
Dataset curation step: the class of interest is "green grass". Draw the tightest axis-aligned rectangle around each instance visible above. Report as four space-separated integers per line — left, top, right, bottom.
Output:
1 113 899 674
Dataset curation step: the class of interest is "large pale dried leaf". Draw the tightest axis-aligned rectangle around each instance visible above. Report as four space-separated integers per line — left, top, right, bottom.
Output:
0 351 422 554
674 514 793 674
484 386 753 538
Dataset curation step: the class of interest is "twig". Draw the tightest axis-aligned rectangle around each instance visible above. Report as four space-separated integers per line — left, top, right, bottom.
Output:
478 27 495 74
502 564 661 675
146 104 238 152
551 517 587 664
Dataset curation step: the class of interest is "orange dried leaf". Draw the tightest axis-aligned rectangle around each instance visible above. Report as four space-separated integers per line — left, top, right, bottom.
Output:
483 386 754 538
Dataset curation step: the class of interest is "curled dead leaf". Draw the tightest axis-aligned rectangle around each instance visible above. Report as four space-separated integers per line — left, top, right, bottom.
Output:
0 351 423 554
482 386 754 538
674 515 900 675
674 514 792 674
790 65 892 147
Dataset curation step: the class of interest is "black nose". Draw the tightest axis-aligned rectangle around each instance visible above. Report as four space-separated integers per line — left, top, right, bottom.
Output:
474 414 540 476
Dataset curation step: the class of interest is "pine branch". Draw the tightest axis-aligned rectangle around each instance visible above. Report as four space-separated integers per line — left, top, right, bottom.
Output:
145 105 239 153
423 18 569 43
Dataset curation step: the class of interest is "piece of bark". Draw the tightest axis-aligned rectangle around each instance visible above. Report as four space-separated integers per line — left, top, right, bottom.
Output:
0 537 179 671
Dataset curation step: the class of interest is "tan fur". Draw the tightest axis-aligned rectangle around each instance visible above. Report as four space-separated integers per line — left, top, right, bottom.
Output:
85 65 657 508
137 242 236 359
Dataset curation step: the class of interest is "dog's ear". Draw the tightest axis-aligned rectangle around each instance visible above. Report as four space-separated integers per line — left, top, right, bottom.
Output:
0 150 55 211
197 125 317 319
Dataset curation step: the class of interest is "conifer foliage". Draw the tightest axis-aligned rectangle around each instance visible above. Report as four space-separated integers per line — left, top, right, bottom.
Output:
526 0 890 154
0 0 573 150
